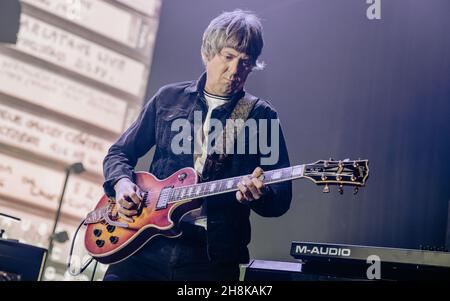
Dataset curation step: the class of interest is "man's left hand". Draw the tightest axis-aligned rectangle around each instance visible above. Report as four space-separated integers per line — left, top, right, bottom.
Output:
236 167 267 204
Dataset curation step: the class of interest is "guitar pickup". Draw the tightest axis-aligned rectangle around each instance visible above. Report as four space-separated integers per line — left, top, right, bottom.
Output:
155 186 174 210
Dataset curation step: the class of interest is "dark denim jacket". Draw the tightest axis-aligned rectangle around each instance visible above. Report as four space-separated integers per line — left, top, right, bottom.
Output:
103 73 292 263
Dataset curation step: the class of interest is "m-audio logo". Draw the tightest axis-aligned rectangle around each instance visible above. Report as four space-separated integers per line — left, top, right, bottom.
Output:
295 245 352 257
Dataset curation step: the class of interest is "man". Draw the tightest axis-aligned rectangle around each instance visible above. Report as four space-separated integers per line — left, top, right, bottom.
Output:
102 9 292 281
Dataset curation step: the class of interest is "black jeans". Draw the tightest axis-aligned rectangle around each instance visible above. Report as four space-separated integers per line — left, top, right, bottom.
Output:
103 223 240 281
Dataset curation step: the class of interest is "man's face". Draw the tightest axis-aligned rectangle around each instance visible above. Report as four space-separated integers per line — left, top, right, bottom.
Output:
203 47 253 96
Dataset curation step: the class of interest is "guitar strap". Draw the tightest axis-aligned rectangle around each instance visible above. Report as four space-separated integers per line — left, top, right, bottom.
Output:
195 93 258 182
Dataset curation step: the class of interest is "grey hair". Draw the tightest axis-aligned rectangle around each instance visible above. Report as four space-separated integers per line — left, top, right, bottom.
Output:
201 9 265 71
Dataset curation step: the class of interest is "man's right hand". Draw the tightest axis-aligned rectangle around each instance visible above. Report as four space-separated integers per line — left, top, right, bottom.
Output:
114 177 143 223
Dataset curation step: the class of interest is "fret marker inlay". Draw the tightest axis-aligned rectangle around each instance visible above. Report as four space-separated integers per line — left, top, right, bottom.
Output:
292 166 302 176
272 171 282 180
226 180 233 189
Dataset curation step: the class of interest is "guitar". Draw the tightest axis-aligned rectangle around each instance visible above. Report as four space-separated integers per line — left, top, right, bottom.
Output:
84 159 369 264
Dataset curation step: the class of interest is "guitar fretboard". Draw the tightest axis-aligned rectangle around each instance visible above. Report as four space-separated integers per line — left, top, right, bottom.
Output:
168 165 305 203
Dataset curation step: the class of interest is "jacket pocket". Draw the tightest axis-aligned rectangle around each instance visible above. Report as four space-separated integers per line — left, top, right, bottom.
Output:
157 108 190 155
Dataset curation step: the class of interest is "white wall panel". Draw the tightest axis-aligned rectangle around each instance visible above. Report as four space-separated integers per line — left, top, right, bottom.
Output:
13 15 146 96
0 104 110 174
0 153 103 219
115 0 161 17
0 53 127 133
21 0 143 48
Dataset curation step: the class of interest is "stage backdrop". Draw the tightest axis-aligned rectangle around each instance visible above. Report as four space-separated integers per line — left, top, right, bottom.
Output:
140 0 450 262
0 0 162 280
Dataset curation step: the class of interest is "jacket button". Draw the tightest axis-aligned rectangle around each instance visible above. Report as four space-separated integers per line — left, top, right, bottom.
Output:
187 135 193 141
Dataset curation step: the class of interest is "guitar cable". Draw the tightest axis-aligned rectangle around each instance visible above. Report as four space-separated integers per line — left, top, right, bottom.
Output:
67 218 96 277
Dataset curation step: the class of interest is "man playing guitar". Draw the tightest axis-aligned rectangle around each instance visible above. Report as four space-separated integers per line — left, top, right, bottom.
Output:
101 9 292 281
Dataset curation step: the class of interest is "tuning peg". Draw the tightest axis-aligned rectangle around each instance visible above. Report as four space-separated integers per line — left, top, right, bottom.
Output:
353 187 359 195
338 185 344 195
322 184 330 193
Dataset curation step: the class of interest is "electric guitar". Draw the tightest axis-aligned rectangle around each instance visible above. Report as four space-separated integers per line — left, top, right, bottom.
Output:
84 159 369 264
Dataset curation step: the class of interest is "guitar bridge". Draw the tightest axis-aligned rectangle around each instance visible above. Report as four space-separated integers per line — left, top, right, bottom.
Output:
84 206 108 224
84 201 128 228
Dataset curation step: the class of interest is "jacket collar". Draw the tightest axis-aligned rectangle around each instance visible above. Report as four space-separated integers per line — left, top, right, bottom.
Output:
185 72 245 113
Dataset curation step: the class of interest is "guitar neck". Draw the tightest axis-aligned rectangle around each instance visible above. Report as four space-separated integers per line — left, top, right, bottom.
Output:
169 165 305 202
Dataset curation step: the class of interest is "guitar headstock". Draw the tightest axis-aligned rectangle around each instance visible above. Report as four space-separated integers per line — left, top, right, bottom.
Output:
303 159 369 194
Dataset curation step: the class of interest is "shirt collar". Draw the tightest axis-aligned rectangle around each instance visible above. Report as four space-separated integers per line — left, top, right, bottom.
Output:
185 72 245 113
